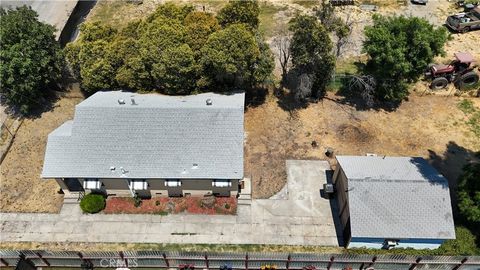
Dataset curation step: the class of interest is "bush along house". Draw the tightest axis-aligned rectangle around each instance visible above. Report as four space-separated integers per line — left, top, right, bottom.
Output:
42 91 245 198
333 155 456 249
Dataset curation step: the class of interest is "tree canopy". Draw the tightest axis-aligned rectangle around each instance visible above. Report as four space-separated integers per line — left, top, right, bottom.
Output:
65 2 273 95
217 0 260 30
457 163 480 223
289 14 335 99
0 6 64 114
363 15 448 102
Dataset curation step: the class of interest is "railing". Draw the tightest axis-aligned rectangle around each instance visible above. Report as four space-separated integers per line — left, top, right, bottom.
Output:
78 190 85 201
1 250 479 269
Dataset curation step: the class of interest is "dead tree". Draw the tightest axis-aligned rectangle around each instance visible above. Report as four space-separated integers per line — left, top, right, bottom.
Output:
273 29 291 82
334 12 354 58
345 74 376 107
294 73 314 102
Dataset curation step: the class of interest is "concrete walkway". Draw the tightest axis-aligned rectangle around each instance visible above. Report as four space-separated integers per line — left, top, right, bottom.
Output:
0 161 342 246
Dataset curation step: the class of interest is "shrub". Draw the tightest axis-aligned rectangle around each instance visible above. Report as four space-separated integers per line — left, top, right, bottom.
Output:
133 194 142 208
80 194 106 213
155 200 161 206
437 227 479 255
224 203 230 209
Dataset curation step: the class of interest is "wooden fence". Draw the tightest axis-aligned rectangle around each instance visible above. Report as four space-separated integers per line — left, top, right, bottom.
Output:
1 250 479 269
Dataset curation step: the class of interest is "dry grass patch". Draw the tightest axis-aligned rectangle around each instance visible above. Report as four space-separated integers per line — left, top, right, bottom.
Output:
0 241 343 253
0 89 84 213
245 92 480 199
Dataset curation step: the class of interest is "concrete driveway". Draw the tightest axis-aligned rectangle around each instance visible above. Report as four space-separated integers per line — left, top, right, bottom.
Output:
251 160 343 246
0 160 342 246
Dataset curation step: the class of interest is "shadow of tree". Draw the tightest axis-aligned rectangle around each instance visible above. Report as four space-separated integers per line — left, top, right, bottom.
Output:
409 157 450 189
426 141 480 202
1 83 68 120
426 141 480 247
245 86 268 109
276 69 314 112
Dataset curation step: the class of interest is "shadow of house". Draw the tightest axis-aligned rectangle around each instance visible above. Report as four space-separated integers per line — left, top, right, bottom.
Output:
325 169 345 247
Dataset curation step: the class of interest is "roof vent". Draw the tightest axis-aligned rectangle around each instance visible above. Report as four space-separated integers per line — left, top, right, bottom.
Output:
131 98 137 105
118 99 125 105
206 98 213 106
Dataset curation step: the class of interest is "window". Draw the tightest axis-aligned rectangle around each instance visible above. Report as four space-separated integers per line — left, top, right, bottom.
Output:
212 180 232 187
83 178 101 189
129 180 148 190
165 180 182 187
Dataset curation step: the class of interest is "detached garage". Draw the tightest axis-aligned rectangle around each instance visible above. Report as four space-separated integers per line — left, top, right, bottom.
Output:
333 155 456 249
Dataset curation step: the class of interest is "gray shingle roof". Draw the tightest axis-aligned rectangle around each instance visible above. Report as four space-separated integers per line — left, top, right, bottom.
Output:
336 155 455 240
42 91 245 180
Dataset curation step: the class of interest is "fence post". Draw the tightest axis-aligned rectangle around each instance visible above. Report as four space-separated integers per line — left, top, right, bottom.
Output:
78 252 92 269
367 256 377 268
408 257 422 270
163 253 170 268
119 251 128 267
452 258 468 270
0 258 8 267
286 254 291 270
205 254 209 270
35 252 50 267
245 253 249 270
327 256 334 270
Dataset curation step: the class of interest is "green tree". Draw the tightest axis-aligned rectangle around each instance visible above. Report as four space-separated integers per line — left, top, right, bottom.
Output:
64 3 272 96
363 15 448 102
146 2 194 23
289 15 335 99
217 0 260 30
457 163 480 223
0 6 63 114
200 24 259 90
65 22 119 93
184 11 220 56
152 44 197 94
253 33 275 85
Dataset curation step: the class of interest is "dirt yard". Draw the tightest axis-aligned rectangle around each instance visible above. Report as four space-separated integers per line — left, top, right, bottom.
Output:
0 88 84 213
246 93 480 198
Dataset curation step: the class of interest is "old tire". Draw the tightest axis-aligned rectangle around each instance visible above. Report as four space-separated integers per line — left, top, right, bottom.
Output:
460 27 471 33
430 77 449 90
456 72 479 89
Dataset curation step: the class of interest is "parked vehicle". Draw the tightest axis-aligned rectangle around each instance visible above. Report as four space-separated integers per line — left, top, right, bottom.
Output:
446 7 480 32
456 0 479 8
424 52 479 90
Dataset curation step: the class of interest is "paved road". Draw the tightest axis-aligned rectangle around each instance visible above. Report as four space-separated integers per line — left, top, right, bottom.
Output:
0 161 341 246
0 0 78 39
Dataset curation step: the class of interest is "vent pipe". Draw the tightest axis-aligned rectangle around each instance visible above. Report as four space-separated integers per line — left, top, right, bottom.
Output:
206 99 213 106
118 99 125 105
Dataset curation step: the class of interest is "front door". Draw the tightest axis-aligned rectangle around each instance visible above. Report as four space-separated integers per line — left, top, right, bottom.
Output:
63 178 84 192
